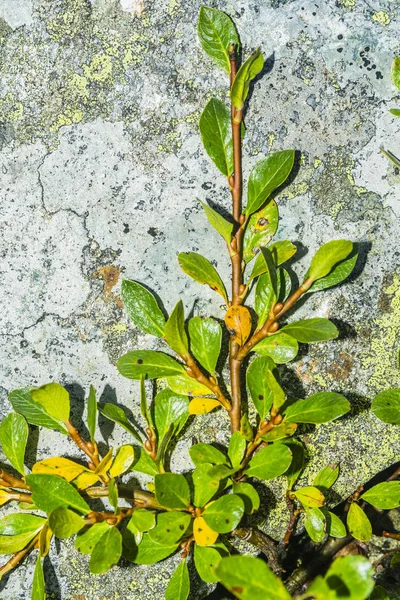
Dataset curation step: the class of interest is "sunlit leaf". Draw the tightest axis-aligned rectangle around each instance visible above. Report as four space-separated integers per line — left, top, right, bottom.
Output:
75 521 111 554
9 387 68 435
86 385 97 443
304 507 326 543
98 403 142 442
360 482 400 510
224 305 252 345
245 443 292 480
121 279 165 337
148 512 191 544
188 316 222 375
246 355 276 418
49 507 85 539
232 482 260 514
283 392 350 424
253 332 298 363
189 398 221 414
231 49 264 110
26 474 90 515
281 318 338 343
245 150 295 216
292 486 325 509
0 412 28 475
178 252 228 303
109 445 135 478
308 240 353 282
165 559 190 600
154 473 191 509
371 389 400 424
193 516 219 547
89 526 122 575
199 101 233 176
198 6 240 73
32 457 88 482
347 503 372 542
164 300 190 357
117 350 184 381
31 555 45 600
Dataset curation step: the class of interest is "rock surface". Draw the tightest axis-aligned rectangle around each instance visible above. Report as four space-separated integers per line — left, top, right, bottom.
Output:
0 0 399 598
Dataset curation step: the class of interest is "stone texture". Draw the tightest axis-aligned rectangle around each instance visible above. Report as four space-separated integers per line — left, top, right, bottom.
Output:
0 0 399 598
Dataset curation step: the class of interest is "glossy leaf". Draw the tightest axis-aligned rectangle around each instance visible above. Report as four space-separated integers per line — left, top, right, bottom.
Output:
198 6 240 73
231 49 264 110
193 463 222 507
121 279 165 337
200 200 233 244
304 507 326 543
360 481 400 509
347 502 372 542
148 512 191 544
323 511 347 538
154 388 189 444
193 516 219 547
98 403 142 442
130 509 156 533
306 247 358 293
0 527 43 554
283 392 350 424
9 387 68 435
26 474 90 515
371 389 400 424
292 486 325 509
247 247 276 283
108 478 118 513
245 150 295 215
117 350 184 381
254 271 277 329
228 432 246 469
31 555 45 600
166 371 211 396
190 443 228 467
75 521 111 554
178 252 228 303
253 332 298 363
246 355 276 418
314 465 340 491
245 442 292 480
308 240 353 282
282 439 305 490
39 523 52 558
154 473 191 509
259 422 297 442
199 100 233 176
203 495 244 533
86 385 97 443
109 445 135 478
281 318 338 343
269 240 297 266
164 300 189 357
194 544 224 583
224 305 252 346
243 199 279 263
188 316 222 375
165 559 190 600
129 533 178 564
32 457 88 482
0 513 45 536
94 448 114 476
324 555 374 598
49 507 85 538
89 526 122 575
390 108 400 117
189 398 221 414
215 555 292 600
0 412 28 475
131 445 159 476
232 482 260 514
277 268 292 303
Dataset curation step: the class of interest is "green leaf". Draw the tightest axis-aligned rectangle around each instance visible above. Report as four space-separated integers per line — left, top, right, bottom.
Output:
98 403 142 443
371 389 400 424
31 383 70 424
148 512 191 544
245 442 292 480
154 473 191 509
390 108 400 117
75 521 111 554
89 527 122 575
259 421 297 442
0 412 28 475
109 445 135 478
197 7 240 73
203 494 244 533
178 252 227 302
194 544 225 583
282 439 304 489
188 316 222 375
193 463 222 507
281 318 338 343
283 392 350 424
131 445 159 476
324 555 374 598
31 555 46 600
108 478 118 513
0 528 43 554
370 586 390 600
292 486 325 509
232 482 260 514
0 514 46 536
190 443 228 467
254 270 278 328
304 507 326 543
154 388 189 445
121 279 165 337
360 482 400 509
86 385 97 443
253 332 298 363
243 200 279 264
49 507 85 538
117 350 184 380
9 387 68 435
323 510 347 538
308 240 353 282
240 413 254 442
200 200 233 244
140 375 154 430
347 503 372 542
248 247 276 283
129 533 178 565
130 509 156 533
215 555 292 600
26 474 90 515
165 559 190 600
166 372 211 396
245 150 295 216
391 57 400 90
277 268 292 303
199 101 233 176
269 240 297 266
231 49 264 110
164 300 189 357
228 432 246 469
246 356 277 419
314 465 340 491
306 247 358 293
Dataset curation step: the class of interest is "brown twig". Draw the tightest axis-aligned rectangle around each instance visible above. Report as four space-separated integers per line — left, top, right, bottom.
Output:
85 507 135 526
85 485 164 510
233 527 282 575
185 355 231 410
281 492 300 547
0 469 30 491
64 420 100 467
382 531 400 541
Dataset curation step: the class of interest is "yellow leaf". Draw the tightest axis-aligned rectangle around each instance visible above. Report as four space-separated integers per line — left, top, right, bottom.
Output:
189 398 221 415
95 448 114 476
224 306 252 346
109 445 135 478
32 457 87 482
146 482 155 493
0 490 12 506
39 522 53 557
73 471 100 490
193 516 219 547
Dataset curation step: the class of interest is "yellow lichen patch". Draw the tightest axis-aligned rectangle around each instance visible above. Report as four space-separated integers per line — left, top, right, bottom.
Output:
338 0 356 8
83 54 114 83
68 73 89 99
0 92 24 122
50 107 83 131
372 11 391 26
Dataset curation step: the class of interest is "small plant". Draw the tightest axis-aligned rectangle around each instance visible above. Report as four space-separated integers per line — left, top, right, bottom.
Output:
1 7 399 600
382 56 400 167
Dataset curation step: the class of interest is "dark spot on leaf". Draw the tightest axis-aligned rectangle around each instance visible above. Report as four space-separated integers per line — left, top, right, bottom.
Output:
198 528 203 532
225 519 230 524
232 587 243 593
257 218 269 226
166 529 170 532
179 525 185 530
138 359 143 364
258 394 264 400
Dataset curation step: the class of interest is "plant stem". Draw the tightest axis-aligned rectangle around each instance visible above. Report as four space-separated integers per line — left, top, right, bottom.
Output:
233 527 282 575
64 420 100 467
85 507 135 526
281 492 300 547
184 354 231 410
0 533 40 579
0 469 30 491
86 485 164 509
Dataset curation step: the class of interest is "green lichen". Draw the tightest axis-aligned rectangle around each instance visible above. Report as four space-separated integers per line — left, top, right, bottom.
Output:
371 10 391 26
